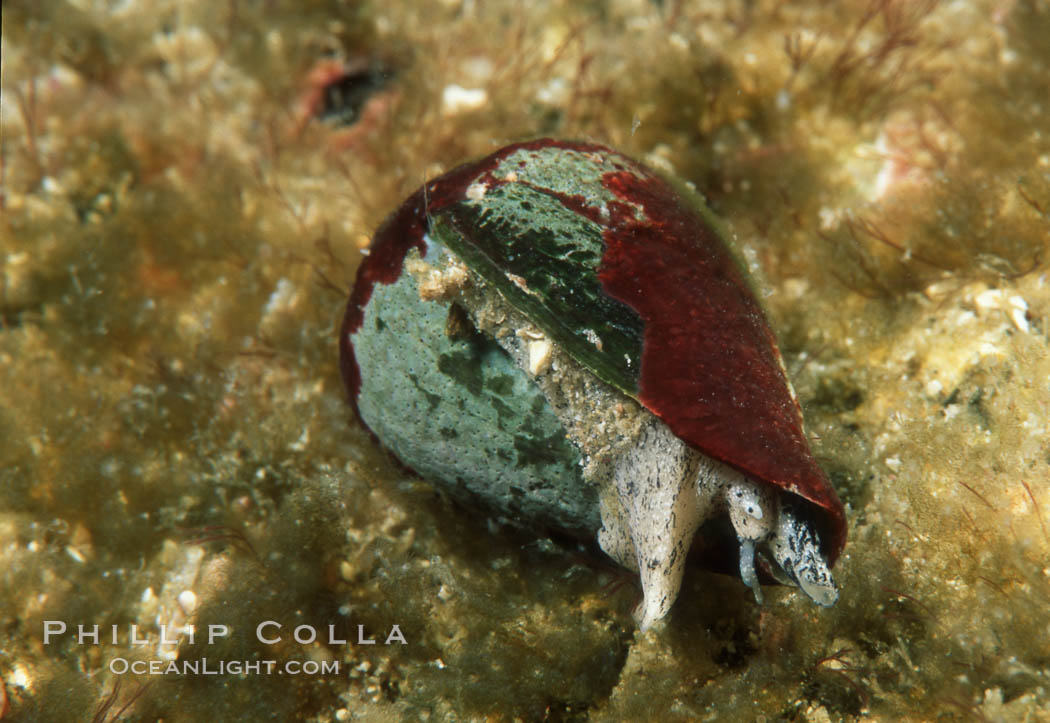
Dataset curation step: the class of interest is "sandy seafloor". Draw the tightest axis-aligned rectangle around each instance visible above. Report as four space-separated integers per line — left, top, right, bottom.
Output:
2 0 1050 720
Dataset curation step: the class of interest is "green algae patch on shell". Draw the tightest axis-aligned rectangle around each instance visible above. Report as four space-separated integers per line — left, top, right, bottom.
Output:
348 241 598 537
428 164 646 394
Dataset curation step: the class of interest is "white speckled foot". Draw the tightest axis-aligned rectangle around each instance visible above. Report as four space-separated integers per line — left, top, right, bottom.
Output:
597 490 637 570
609 420 703 631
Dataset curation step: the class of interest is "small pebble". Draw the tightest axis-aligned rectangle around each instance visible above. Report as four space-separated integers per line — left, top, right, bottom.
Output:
177 589 198 615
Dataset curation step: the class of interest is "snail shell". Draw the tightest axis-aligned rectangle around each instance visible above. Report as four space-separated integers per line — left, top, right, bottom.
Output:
340 139 846 629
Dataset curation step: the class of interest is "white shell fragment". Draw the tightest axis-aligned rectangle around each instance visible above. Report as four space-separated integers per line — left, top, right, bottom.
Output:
527 337 553 376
